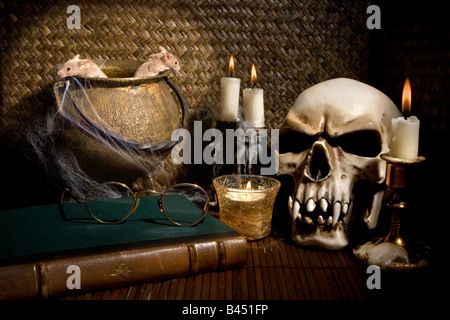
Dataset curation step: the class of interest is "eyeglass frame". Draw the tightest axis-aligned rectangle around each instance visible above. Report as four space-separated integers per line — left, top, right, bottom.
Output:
60 181 209 226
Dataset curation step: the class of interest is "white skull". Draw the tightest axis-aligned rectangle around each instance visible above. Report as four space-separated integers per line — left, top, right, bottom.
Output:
278 78 401 250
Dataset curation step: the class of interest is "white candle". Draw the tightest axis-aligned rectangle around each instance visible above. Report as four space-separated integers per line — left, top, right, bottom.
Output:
390 116 420 159
220 55 241 122
243 64 265 127
389 78 420 160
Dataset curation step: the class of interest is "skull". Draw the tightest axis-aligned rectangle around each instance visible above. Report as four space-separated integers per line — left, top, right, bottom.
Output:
278 78 401 250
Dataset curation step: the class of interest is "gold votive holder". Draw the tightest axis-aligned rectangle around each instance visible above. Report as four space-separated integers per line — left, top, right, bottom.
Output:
213 174 280 241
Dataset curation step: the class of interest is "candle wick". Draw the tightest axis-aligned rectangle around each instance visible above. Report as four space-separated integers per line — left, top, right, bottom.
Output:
403 111 410 120
251 83 256 89
230 71 233 78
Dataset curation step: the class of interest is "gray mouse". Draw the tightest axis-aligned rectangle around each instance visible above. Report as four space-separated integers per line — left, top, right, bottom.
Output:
57 54 108 78
134 47 181 77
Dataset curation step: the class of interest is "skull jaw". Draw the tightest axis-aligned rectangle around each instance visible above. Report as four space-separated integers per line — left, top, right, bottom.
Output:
288 181 385 251
292 221 349 250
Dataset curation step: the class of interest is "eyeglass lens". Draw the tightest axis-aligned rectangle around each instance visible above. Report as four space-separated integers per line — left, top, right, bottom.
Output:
161 184 208 225
86 182 135 223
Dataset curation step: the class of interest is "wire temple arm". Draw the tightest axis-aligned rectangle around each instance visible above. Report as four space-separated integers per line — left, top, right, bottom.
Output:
60 188 86 205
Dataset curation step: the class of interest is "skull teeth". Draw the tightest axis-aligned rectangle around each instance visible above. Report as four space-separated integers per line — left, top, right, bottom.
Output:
319 198 328 212
317 215 325 225
293 200 300 220
326 215 332 226
332 201 341 227
288 196 351 228
304 216 313 224
306 198 316 212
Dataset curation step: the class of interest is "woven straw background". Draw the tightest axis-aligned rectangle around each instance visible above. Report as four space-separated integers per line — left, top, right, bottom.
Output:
1 0 447 214
1 0 370 148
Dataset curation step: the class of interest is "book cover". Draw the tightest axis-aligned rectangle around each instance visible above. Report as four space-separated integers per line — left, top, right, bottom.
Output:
0 196 247 299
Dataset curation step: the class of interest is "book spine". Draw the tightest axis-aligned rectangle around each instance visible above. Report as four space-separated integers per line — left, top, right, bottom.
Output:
0 236 247 299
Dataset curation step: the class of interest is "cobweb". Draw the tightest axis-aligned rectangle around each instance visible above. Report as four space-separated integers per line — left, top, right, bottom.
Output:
26 77 175 199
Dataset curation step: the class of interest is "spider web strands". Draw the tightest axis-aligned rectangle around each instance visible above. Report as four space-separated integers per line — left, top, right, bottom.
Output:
32 77 173 198
58 79 160 173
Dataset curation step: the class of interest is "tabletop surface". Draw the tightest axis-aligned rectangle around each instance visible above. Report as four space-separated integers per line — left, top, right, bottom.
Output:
60 235 433 301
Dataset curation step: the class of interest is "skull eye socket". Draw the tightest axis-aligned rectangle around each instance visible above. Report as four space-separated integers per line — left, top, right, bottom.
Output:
279 128 316 154
329 130 382 157
280 128 382 157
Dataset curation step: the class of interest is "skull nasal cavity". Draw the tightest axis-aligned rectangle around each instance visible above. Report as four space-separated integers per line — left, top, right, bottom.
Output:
307 143 330 181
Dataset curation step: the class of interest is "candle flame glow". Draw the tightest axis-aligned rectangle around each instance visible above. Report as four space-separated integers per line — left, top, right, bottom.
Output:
229 55 235 74
245 180 252 190
402 78 412 117
250 64 257 85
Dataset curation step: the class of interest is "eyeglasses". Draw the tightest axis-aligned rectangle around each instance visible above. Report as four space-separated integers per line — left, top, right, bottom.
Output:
60 181 209 226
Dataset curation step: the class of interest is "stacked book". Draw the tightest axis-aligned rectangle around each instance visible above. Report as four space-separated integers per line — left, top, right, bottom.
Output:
0 196 247 299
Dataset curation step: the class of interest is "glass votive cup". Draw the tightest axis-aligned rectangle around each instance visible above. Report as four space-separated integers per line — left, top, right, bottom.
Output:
213 174 281 241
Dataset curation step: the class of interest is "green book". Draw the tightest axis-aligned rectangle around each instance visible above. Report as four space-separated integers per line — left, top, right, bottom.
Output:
0 196 247 299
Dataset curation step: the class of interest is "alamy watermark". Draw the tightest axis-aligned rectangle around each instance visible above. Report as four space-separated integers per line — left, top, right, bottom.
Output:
66 264 81 290
366 265 381 289
367 5 381 29
66 5 81 30
65 263 381 291
170 121 279 175
67 4 381 31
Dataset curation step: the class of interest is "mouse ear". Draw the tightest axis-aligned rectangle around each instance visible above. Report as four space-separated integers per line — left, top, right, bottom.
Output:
157 46 167 54
161 53 169 63
79 60 91 69
73 54 80 60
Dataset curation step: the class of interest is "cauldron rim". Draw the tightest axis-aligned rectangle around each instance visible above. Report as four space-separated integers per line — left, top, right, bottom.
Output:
52 65 187 152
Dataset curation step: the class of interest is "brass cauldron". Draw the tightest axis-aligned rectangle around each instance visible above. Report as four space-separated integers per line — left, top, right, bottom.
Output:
53 60 188 187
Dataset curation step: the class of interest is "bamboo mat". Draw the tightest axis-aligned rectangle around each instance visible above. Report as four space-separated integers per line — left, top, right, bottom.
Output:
63 236 373 300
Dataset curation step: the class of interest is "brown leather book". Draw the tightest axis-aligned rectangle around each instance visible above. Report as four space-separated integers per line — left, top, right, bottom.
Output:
0 196 247 299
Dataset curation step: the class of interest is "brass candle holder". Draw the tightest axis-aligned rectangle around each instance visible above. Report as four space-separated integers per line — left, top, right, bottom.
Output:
353 153 428 272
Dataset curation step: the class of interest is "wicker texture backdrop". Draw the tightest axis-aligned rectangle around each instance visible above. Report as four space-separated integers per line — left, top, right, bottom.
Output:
1 0 370 148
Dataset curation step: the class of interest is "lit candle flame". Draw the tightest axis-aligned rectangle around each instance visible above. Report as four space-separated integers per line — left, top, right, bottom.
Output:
250 64 257 87
402 78 412 118
229 55 235 76
245 180 252 190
